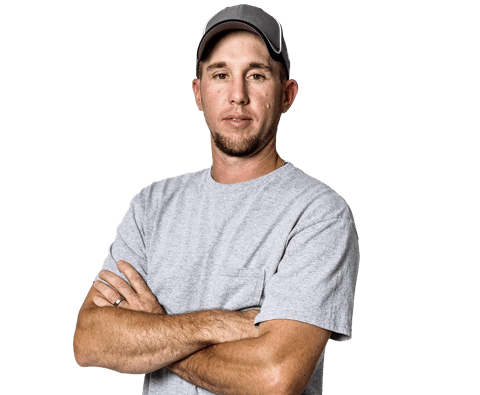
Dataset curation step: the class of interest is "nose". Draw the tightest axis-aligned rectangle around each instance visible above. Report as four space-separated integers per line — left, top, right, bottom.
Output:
229 77 249 105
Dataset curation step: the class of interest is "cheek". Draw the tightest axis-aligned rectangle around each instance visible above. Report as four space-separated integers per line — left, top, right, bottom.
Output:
202 93 222 119
204 88 223 105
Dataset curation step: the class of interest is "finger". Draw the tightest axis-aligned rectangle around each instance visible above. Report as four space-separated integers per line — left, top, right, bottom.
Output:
117 261 150 295
93 280 122 305
98 270 137 301
93 295 114 307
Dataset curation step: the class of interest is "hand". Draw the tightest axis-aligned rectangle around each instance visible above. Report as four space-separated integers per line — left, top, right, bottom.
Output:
211 308 261 344
93 260 166 315
240 309 261 339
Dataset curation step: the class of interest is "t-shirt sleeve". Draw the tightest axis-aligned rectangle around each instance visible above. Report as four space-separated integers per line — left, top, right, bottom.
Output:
93 192 148 285
253 216 360 341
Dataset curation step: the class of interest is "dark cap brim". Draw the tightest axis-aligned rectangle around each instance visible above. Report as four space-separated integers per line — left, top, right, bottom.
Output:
197 21 280 64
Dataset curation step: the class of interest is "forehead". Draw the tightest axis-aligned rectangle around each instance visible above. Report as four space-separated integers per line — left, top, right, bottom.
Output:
206 30 273 66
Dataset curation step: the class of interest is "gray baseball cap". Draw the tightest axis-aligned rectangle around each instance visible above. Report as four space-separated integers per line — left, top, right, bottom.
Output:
196 4 290 79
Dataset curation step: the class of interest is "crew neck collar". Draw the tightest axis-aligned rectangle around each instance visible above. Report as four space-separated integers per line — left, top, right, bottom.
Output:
205 161 293 192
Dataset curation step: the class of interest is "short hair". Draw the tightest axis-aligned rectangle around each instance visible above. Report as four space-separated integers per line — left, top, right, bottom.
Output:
197 30 288 85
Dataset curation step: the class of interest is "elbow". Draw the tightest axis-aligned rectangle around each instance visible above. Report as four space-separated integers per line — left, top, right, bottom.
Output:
73 331 91 367
257 347 304 395
264 375 293 395
263 363 306 395
73 330 93 368
73 310 96 367
74 350 89 368
73 332 88 367
73 308 139 373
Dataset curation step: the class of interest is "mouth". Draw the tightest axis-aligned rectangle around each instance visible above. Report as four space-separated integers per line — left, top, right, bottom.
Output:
224 114 252 121
223 114 253 128
224 118 252 129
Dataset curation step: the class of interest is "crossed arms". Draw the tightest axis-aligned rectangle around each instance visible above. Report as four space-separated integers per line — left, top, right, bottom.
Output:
74 260 331 395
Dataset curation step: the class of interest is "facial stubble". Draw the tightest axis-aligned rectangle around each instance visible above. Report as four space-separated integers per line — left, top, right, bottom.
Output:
202 100 282 158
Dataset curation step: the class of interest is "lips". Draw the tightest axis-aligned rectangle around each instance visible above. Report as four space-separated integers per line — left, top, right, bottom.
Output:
222 113 253 129
223 115 252 128
223 114 252 121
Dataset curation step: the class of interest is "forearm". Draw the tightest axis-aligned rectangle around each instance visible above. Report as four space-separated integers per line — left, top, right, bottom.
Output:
167 336 278 395
74 306 254 374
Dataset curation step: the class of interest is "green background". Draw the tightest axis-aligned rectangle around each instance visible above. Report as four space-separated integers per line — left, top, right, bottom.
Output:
0 0 480 395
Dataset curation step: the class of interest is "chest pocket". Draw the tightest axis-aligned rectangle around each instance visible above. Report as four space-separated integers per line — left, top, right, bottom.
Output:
204 267 265 311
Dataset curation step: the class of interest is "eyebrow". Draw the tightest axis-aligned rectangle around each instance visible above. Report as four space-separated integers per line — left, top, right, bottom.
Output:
205 62 273 72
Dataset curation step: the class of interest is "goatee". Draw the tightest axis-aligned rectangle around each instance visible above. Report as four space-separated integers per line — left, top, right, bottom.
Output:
211 131 263 157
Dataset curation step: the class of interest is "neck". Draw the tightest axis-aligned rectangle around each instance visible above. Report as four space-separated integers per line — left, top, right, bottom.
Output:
210 139 285 184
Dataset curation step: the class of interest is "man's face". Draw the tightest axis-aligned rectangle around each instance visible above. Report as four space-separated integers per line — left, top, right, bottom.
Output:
193 30 289 157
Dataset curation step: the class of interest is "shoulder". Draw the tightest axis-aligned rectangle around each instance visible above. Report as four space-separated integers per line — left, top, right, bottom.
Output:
281 164 355 225
132 168 209 208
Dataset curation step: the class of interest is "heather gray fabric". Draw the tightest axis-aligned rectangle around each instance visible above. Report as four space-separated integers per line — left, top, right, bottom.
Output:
94 162 360 394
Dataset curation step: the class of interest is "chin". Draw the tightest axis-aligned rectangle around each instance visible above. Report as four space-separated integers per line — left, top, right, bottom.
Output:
212 131 262 157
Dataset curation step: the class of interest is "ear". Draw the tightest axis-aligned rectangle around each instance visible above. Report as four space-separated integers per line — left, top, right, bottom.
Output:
192 79 203 111
282 79 298 113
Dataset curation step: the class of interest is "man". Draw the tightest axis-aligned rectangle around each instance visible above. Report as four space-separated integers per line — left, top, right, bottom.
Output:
74 4 359 395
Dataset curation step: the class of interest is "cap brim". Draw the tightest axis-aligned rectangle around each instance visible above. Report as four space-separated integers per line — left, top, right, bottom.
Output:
197 21 270 61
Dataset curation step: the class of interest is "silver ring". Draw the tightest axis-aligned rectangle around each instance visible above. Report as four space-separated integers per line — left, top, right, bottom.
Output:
113 297 126 307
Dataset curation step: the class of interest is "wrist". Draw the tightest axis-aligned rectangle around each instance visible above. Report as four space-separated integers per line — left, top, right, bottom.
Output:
206 309 260 344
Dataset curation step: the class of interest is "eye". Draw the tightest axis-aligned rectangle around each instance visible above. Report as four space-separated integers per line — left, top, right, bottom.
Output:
250 73 265 80
213 73 227 80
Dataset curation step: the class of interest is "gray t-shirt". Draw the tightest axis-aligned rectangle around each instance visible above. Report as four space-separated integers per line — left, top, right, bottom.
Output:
94 162 360 394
